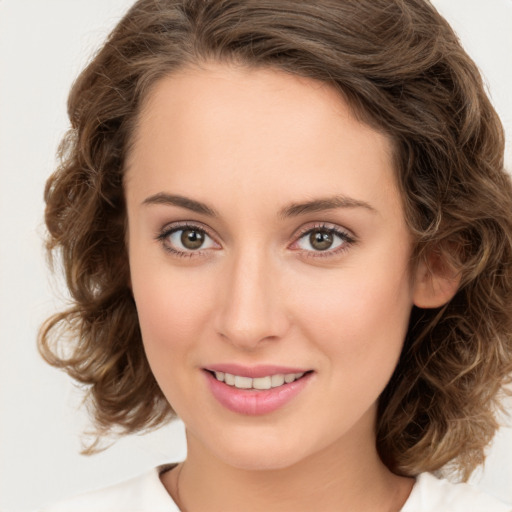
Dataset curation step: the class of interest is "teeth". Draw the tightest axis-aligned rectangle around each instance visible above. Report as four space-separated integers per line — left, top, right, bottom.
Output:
253 376 272 390
271 374 285 387
284 373 296 383
234 376 252 389
213 371 305 390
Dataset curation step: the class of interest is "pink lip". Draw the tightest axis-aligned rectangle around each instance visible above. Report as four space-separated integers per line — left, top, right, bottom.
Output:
205 363 309 379
204 369 313 416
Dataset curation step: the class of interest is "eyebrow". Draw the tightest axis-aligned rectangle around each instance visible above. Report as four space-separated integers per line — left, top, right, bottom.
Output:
278 195 376 218
142 193 219 217
142 192 376 218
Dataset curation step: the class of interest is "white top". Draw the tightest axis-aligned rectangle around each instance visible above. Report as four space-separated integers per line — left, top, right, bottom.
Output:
39 465 511 512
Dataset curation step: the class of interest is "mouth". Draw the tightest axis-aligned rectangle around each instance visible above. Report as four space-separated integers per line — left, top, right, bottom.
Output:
205 369 311 390
203 367 314 415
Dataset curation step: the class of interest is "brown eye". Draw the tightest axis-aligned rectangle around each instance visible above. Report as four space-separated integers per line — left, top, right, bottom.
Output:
309 230 333 251
161 225 217 254
293 225 352 255
181 228 205 250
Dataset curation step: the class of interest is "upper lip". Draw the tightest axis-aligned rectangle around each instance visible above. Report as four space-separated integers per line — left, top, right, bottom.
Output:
204 364 311 378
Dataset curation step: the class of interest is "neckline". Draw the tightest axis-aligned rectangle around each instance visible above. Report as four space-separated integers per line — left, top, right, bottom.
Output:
155 463 418 511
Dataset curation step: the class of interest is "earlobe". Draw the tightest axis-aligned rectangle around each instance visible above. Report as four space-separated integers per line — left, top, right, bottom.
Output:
412 251 461 309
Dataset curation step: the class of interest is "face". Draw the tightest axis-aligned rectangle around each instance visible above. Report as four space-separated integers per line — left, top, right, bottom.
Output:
125 63 417 471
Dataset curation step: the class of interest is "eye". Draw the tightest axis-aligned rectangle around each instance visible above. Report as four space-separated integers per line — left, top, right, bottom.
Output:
157 223 219 256
291 224 355 256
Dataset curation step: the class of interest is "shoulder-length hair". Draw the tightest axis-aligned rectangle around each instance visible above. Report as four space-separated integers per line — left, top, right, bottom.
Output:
40 0 512 480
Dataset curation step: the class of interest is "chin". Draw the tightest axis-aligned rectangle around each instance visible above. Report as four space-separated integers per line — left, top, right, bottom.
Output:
203 428 317 472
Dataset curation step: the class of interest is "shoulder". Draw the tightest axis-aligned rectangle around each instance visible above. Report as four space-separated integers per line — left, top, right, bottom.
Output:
38 465 179 512
401 473 512 512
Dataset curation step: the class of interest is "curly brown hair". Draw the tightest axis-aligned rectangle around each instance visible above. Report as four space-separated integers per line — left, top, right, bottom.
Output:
39 0 512 481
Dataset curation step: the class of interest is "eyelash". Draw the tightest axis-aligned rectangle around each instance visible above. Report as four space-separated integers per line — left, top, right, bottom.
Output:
156 222 356 259
156 221 217 258
291 223 356 259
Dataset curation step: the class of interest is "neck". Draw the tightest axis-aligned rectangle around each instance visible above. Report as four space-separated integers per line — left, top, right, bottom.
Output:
161 418 413 512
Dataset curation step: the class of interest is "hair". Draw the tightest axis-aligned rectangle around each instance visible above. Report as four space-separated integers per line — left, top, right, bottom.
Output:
40 0 512 481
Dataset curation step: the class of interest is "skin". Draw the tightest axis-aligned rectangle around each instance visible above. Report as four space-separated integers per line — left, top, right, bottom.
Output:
125 63 454 512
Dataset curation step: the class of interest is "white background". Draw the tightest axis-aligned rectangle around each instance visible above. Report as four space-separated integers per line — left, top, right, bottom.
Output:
0 1 511 510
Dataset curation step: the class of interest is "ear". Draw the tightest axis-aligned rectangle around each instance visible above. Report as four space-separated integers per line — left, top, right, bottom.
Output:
412 248 461 309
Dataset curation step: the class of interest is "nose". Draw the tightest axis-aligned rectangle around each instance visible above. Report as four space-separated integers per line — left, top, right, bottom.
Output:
214 247 290 350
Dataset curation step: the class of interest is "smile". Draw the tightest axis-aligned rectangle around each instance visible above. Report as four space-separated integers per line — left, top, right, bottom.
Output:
212 371 306 390
204 367 314 415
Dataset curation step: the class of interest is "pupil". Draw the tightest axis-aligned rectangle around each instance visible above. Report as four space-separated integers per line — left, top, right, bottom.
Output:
181 229 204 250
310 230 333 251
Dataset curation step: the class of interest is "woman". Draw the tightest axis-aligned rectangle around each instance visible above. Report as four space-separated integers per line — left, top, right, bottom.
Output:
39 0 512 510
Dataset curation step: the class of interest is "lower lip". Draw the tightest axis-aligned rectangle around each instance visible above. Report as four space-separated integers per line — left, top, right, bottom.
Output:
204 371 313 415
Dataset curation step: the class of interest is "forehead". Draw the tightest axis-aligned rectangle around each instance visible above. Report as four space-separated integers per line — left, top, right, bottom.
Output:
125 63 400 217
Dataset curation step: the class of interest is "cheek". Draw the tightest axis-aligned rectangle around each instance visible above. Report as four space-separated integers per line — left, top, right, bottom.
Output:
130 262 219 413
292 261 413 369
130 259 216 358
